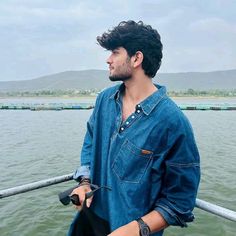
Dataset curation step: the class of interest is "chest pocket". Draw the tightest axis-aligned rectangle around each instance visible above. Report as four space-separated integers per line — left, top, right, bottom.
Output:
111 139 153 184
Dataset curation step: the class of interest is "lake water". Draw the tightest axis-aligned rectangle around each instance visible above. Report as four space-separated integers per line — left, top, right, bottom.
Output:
0 97 236 236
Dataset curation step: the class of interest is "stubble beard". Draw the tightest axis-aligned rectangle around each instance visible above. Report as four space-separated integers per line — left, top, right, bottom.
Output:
109 73 132 82
109 59 132 82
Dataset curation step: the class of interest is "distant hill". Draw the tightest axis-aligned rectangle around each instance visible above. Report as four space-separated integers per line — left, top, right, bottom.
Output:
0 69 236 92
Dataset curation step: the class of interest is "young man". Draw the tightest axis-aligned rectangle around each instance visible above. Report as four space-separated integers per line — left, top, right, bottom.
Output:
69 20 200 236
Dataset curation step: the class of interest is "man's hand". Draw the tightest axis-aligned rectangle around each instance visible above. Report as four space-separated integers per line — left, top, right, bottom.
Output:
108 221 139 236
70 184 92 210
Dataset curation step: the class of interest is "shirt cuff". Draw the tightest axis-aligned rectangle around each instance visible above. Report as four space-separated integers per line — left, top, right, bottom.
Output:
155 204 193 227
73 165 90 181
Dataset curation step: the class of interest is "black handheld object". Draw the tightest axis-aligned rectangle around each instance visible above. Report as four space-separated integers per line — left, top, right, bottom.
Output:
58 186 80 206
58 184 112 206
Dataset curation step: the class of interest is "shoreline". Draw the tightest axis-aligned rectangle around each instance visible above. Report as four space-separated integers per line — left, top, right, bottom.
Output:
1 95 236 100
0 95 97 100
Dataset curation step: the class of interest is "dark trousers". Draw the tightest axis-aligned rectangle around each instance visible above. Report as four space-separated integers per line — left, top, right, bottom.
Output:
67 204 110 236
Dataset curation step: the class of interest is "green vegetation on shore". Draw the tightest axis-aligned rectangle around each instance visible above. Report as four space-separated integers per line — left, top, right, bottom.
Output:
168 89 236 97
0 88 236 98
0 89 99 98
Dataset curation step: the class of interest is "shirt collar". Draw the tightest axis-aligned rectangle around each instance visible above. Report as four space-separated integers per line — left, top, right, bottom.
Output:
139 84 167 115
110 83 167 115
109 83 125 101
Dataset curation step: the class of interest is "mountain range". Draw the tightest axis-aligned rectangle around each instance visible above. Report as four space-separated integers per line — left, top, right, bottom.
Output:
0 69 236 92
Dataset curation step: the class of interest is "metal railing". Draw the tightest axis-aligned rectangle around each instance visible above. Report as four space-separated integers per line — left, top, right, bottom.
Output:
0 174 236 222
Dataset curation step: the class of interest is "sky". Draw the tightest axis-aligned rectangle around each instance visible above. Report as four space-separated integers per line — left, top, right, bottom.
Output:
0 0 236 81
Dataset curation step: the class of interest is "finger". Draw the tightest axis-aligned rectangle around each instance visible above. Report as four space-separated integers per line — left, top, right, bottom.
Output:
79 193 86 206
86 197 93 207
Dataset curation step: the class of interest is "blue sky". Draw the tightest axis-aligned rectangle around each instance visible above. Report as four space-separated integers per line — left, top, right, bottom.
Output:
0 0 236 81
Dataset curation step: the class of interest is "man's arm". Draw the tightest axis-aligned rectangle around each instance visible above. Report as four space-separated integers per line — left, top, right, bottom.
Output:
153 116 200 228
72 117 93 181
71 95 101 208
108 210 168 236
71 119 94 210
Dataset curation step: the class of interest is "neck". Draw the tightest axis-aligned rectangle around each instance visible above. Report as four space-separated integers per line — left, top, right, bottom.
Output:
123 74 157 105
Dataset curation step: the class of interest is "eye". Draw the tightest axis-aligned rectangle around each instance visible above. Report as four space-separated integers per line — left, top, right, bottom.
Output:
112 49 119 55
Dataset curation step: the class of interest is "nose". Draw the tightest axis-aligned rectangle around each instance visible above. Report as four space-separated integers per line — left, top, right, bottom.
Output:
106 54 112 64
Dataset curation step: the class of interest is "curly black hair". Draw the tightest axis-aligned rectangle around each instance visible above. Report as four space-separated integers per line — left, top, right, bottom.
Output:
97 20 163 78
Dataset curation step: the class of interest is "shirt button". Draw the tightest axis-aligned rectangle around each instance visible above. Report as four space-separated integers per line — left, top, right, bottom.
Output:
126 121 129 125
121 127 124 131
131 115 135 119
137 104 141 107
137 110 140 113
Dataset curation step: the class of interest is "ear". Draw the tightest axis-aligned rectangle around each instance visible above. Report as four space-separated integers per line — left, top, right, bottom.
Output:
132 51 144 68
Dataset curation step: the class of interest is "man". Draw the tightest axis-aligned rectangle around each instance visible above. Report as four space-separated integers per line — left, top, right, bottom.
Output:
69 20 200 236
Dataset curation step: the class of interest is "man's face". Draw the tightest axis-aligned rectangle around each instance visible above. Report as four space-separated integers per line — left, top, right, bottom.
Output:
106 47 132 82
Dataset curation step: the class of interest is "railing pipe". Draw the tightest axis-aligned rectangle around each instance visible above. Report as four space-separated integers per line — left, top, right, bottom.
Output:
0 173 73 199
195 198 236 222
0 174 236 222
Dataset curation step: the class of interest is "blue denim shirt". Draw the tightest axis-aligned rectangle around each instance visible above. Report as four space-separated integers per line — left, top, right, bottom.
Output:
74 83 200 235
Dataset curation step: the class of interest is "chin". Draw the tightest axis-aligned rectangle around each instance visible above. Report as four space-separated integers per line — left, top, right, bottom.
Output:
109 76 120 82
109 76 131 82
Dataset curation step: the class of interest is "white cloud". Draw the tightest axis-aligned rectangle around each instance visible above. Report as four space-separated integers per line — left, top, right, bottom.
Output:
0 0 236 80
189 17 236 34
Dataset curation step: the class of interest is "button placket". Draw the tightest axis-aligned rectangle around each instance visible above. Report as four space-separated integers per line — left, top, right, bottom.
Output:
119 107 143 133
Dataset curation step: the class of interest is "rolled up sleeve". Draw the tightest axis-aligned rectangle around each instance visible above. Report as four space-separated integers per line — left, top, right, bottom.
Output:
73 165 91 180
154 116 200 227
